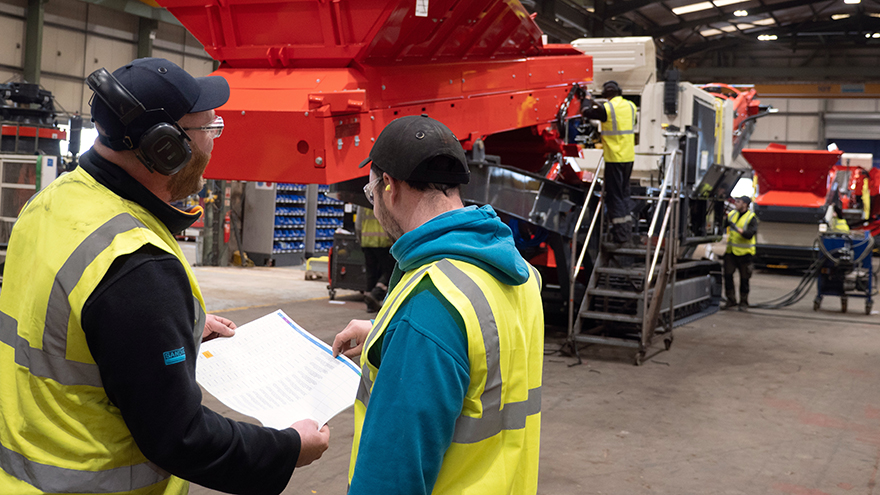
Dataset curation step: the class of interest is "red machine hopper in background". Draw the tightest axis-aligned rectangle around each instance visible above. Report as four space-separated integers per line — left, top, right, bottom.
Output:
154 0 593 184
741 144 844 268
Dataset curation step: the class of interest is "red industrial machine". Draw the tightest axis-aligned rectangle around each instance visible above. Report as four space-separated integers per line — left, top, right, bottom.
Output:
155 0 592 186
829 159 880 239
741 144 843 268
0 83 68 246
155 0 600 317
156 0 763 334
698 83 763 159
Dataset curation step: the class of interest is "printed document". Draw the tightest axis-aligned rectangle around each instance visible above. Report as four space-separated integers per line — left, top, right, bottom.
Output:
196 310 361 429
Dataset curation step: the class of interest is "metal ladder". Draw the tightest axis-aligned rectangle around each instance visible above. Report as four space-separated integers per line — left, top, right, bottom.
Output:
567 138 684 365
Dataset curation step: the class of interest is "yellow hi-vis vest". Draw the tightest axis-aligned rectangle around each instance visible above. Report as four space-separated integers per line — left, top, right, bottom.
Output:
726 209 757 256
0 167 206 495
830 217 850 232
360 208 392 248
601 96 637 163
349 258 544 494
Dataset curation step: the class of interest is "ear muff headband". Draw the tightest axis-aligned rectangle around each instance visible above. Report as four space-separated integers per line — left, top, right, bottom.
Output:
86 68 192 176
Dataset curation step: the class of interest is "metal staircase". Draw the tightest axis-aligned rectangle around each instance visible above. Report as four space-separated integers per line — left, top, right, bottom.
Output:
567 131 686 365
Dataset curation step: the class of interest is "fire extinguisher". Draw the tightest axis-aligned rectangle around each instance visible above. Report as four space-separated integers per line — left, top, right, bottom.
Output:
223 211 231 243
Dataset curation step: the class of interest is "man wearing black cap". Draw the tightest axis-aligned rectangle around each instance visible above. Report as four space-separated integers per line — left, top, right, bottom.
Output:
331 115 544 494
723 196 758 310
581 80 639 248
0 58 328 494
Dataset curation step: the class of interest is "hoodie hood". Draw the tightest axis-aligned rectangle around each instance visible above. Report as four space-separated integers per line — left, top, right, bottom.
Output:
390 205 532 288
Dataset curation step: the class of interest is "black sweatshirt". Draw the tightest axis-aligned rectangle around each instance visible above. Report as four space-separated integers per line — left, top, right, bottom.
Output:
79 149 301 495
580 99 608 122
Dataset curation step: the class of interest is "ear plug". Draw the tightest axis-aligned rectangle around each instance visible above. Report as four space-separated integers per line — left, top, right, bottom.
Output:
385 185 391 191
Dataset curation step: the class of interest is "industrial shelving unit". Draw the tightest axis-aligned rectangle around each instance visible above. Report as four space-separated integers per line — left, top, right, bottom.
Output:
242 182 343 266
314 184 344 255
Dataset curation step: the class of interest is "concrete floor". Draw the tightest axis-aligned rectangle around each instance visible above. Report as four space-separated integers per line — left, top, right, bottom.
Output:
181 242 880 495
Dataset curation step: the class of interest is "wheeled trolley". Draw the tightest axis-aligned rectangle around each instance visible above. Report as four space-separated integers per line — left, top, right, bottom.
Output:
814 231 874 314
327 232 369 300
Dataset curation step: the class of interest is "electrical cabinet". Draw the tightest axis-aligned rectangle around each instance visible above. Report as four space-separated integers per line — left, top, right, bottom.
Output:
242 182 343 266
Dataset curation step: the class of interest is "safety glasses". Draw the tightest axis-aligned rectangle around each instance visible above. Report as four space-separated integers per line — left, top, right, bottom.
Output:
183 115 224 139
363 176 383 205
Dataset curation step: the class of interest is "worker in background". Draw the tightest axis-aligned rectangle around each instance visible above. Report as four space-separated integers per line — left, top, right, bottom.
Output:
356 206 395 312
723 196 759 311
828 203 851 232
581 80 639 249
0 58 329 494
331 115 544 495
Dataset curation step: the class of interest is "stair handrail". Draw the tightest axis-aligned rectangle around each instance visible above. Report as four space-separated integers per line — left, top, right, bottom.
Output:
569 156 605 280
567 155 604 338
646 152 675 240
647 149 681 286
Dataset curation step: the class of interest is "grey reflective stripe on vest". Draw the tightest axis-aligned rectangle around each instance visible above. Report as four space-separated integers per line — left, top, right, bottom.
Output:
0 440 169 493
356 264 434 407
726 212 755 249
434 260 541 444
0 310 105 389
603 100 636 136
357 260 542 443
36 213 148 387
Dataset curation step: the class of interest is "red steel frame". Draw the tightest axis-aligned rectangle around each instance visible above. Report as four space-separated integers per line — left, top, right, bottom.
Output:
154 0 593 184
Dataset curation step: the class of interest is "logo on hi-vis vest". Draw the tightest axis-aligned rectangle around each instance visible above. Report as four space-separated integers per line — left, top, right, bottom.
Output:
163 347 186 365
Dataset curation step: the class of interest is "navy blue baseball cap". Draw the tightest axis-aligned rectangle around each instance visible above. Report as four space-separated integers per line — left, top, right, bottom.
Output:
91 58 229 150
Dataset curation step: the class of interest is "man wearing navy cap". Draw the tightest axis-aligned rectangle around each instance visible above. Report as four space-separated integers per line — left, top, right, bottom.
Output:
0 58 328 494
331 115 544 494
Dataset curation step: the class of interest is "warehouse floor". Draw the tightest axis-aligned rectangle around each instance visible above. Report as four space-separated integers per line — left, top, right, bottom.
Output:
182 243 880 495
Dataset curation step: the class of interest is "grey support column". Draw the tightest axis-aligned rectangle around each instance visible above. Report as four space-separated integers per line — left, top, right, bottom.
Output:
137 18 158 60
23 0 45 84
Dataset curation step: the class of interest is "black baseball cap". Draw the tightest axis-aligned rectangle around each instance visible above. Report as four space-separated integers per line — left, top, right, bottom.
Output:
602 80 621 97
91 58 230 150
735 195 751 205
359 115 469 185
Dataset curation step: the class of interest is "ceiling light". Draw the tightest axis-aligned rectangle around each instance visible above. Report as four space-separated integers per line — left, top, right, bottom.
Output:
870 13 880 18
752 18 776 25
757 34 777 41
736 23 755 30
831 13 850 20
672 1 714 15
700 28 724 36
733 10 748 16
713 0 749 6
720 25 738 32
843 0 861 4
873 33 880 38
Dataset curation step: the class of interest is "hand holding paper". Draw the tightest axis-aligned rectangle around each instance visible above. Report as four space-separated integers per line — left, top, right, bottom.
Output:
332 319 372 359
196 310 361 429
292 419 331 467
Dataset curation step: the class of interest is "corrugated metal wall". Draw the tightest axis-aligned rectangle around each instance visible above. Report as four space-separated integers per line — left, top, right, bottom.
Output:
750 98 880 151
0 0 213 121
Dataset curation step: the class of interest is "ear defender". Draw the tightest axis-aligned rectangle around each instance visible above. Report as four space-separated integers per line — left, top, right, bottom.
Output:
86 67 191 176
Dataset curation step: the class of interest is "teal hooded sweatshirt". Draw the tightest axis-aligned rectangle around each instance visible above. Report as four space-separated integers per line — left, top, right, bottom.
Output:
348 205 534 495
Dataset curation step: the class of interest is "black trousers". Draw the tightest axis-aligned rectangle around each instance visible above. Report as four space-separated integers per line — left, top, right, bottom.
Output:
605 161 635 243
363 247 395 290
723 253 753 303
